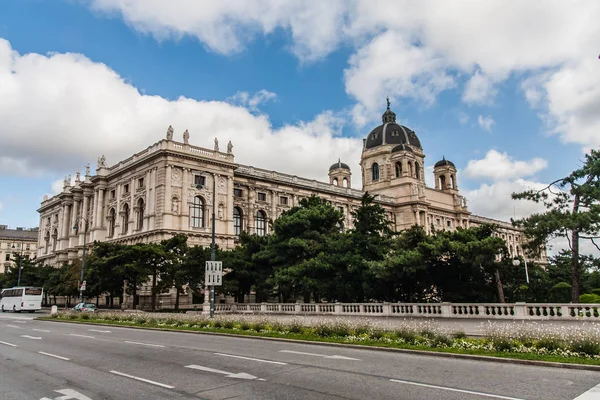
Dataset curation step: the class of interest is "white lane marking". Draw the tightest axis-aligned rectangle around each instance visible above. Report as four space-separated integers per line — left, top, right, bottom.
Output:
0 340 17 347
389 379 525 400
33 329 51 333
185 365 259 380
124 341 165 348
278 349 360 361
20 335 41 340
88 329 111 333
41 388 93 400
6 324 22 329
574 382 600 399
110 370 174 389
68 334 95 339
12 320 27 323
214 353 287 365
39 351 70 361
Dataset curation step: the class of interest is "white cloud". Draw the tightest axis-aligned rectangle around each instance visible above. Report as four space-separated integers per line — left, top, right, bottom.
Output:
228 89 277 111
344 30 455 113
462 70 498 105
464 150 548 181
0 202 3 213
87 0 347 62
477 115 495 132
85 1 600 147
0 38 361 187
465 178 548 223
51 179 64 195
524 58 600 151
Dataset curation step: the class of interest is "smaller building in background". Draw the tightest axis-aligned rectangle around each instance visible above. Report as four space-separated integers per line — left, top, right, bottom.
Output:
0 225 39 274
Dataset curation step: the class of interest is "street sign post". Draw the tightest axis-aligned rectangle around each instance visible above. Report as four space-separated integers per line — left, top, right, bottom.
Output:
80 280 86 292
206 261 222 318
205 261 223 286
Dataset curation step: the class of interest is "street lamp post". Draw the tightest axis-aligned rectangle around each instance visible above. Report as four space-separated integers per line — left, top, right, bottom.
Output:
210 174 216 319
74 216 89 302
512 256 530 284
11 241 24 287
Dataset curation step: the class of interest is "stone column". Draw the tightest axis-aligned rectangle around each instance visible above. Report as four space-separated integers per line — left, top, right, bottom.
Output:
164 165 172 229
227 176 234 234
80 194 90 246
270 190 277 223
70 200 78 239
60 203 69 239
97 188 105 228
414 209 420 226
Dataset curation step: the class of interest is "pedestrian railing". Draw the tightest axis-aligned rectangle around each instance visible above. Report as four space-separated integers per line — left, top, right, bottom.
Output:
212 302 600 320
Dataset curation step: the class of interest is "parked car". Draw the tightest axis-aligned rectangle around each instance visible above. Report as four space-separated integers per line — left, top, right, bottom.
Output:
72 302 97 313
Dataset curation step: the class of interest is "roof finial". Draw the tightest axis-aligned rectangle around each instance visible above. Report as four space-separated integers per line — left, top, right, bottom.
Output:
386 96 390 110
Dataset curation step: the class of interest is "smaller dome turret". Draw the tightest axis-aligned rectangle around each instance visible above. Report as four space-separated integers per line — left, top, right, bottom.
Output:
434 156 458 192
328 158 351 188
434 156 455 168
382 96 396 123
329 159 350 171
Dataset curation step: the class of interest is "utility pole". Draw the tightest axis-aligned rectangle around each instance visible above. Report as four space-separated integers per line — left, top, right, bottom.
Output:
74 216 88 303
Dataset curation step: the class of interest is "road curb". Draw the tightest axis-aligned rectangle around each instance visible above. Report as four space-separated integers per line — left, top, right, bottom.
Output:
39 318 600 372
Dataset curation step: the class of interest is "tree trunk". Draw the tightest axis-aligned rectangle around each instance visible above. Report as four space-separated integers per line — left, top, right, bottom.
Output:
175 289 180 310
494 269 505 303
132 281 137 310
571 191 581 302
150 270 157 312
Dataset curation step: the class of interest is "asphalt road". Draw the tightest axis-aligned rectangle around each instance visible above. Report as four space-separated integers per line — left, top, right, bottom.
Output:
0 313 599 400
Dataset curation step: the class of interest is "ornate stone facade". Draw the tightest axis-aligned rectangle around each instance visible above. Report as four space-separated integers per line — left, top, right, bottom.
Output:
0 225 38 274
37 106 547 267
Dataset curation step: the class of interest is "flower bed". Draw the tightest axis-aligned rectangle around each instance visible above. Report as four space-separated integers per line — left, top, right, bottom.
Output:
43 312 600 365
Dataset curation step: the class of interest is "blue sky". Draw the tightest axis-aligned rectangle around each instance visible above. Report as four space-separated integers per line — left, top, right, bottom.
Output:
0 0 598 255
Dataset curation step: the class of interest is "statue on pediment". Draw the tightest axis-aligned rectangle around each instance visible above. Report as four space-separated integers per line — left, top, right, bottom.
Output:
214 137 219 152
183 129 190 145
227 140 233 154
97 155 107 168
166 125 174 140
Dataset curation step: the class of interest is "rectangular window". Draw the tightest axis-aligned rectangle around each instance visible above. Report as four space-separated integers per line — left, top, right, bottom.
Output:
436 218 441 226
5 254 9 261
257 192 267 202
110 190 116 199
138 178 144 188
234 188 243 198
447 220 452 228
25 244 30 250
194 175 206 187
124 184 129 193
338 206 344 214
279 196 288 205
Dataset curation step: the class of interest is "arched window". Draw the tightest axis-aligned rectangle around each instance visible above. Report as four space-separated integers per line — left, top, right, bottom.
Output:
451 175 456 189
122 203 130 233
332 178 338 186
255 210 267 236
52 229 58 252
190 196 204 228
371 163 380 181
395 162 402 178
439 175 446 189
137 198 145 231
342 178 348 188
415 162 420 180
337 221 344 232
233 207 243 235
108 208 116 237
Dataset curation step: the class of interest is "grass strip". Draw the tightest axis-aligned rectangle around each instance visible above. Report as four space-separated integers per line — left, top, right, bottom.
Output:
38 315 600 367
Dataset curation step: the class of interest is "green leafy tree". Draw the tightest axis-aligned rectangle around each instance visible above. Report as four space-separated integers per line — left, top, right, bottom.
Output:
349 192 394 301
263 195 343 302
512 149 600 301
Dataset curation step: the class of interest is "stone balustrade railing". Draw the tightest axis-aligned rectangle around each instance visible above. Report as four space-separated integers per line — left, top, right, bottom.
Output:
211 302 600 321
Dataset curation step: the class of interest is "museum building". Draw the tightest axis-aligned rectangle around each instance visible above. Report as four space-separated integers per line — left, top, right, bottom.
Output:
37 104 547 273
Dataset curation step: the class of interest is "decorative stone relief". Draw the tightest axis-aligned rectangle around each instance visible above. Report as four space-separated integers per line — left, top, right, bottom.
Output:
218 203 224 219
218 177 226 191
171 168 182 185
